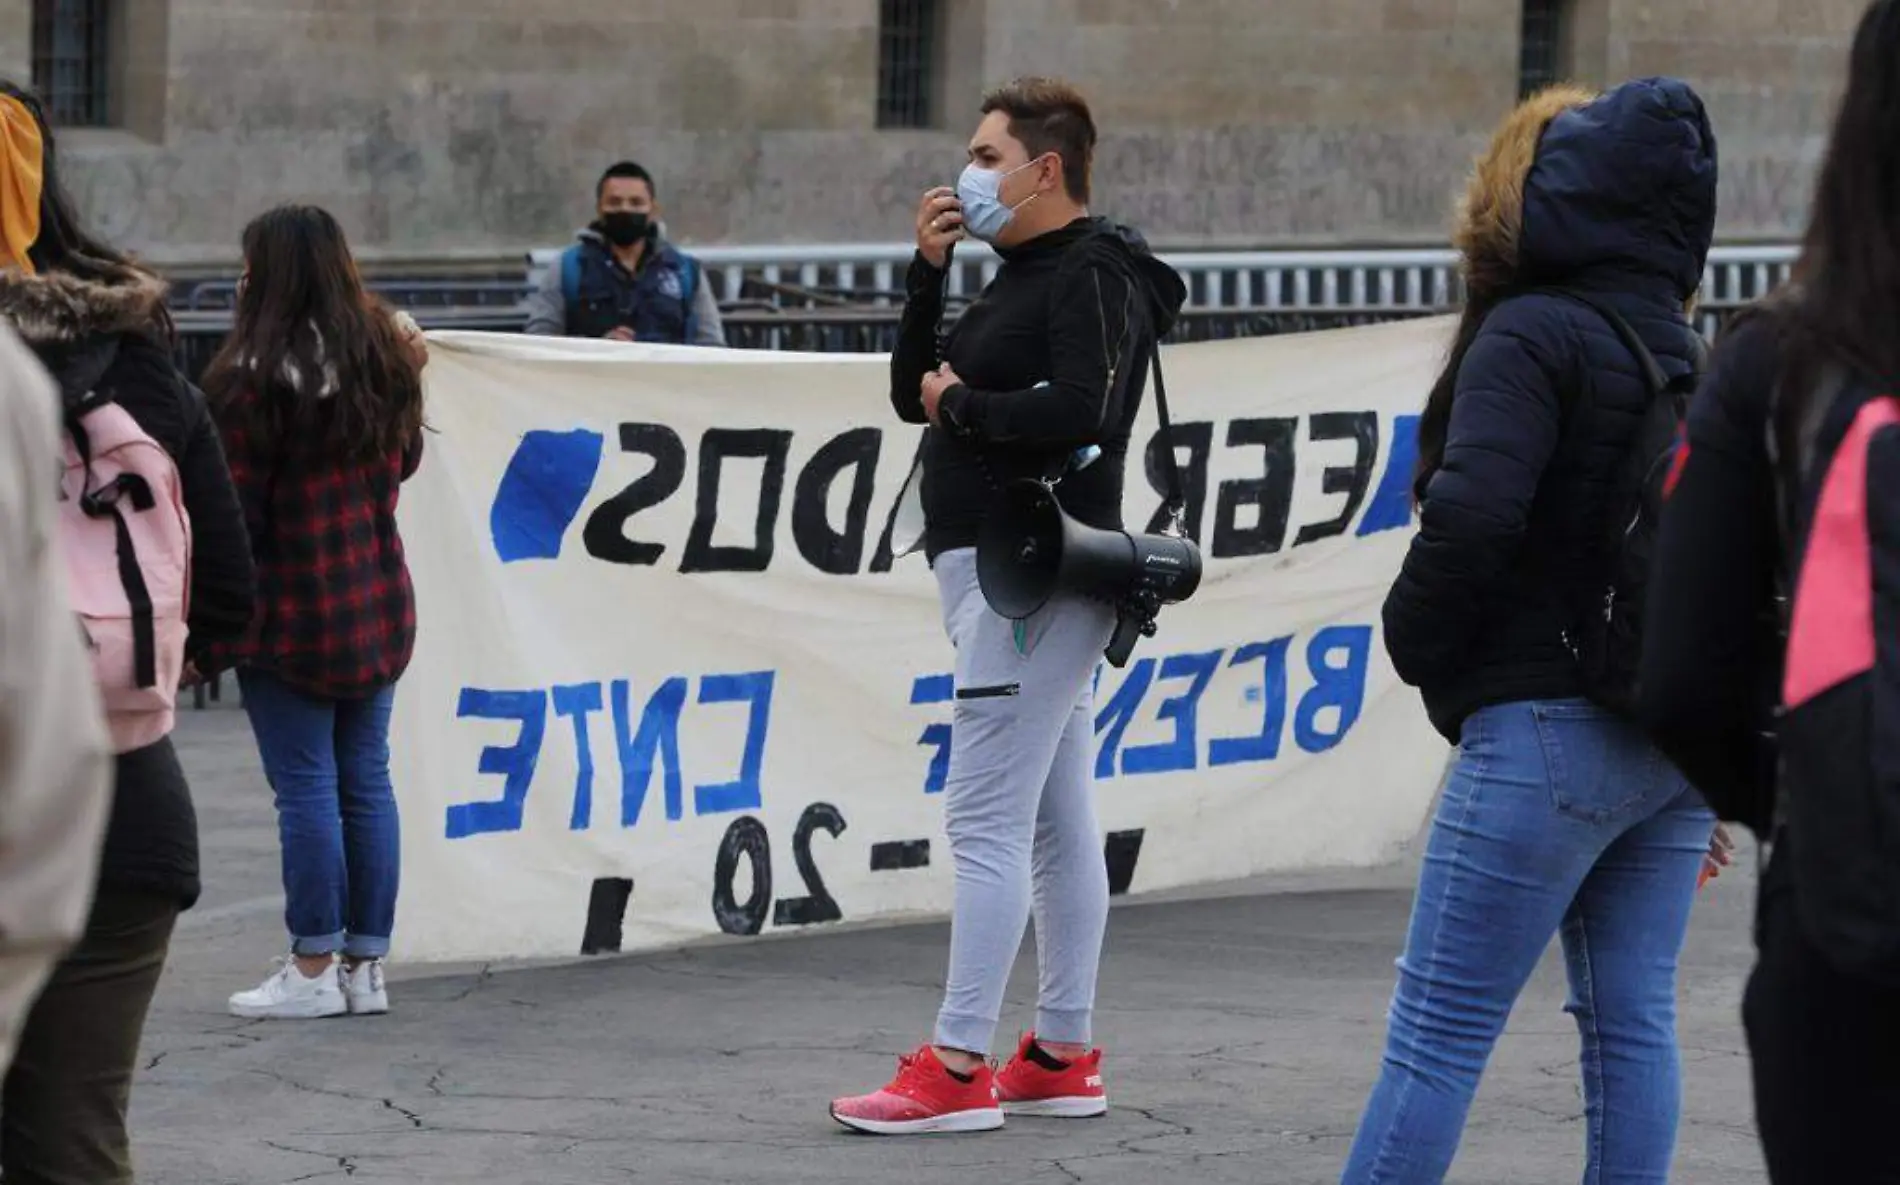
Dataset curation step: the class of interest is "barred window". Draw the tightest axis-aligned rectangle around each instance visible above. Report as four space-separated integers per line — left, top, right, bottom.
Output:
1519 0 1567 99
32 0 113 127
877 0 937 130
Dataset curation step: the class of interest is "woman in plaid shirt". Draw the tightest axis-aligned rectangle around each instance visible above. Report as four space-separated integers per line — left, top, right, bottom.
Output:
201 205 428 1020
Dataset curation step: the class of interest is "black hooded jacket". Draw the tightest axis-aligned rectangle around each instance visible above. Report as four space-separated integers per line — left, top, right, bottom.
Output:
890 217 1188 560
1381 77 1718 742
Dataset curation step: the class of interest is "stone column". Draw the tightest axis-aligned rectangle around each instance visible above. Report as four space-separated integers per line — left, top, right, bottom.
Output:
0 0 32 85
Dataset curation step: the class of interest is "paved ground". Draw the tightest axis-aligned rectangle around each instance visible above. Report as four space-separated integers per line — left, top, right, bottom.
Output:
132 703 1768 1185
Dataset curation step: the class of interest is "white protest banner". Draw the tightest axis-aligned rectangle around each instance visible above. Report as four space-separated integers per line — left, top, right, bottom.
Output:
391 318 1454 963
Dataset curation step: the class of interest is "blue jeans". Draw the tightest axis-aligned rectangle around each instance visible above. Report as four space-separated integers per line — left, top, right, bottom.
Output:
1343 698 1712 1185
239 670 402 960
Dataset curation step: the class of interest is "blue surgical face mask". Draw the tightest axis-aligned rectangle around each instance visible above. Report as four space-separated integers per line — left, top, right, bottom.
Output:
956 158 1042 243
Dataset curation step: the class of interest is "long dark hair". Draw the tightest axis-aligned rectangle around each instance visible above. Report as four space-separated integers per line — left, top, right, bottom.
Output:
1771 0 1900 446
202 205 422 463
1 80 170 319
1412 292 1504 503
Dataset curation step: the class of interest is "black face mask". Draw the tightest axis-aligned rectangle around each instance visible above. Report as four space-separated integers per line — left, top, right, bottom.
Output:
597 211 651 248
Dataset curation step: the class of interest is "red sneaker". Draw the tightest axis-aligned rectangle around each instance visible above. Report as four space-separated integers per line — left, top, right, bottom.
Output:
994 1032 1108 1118
830 1047 1004 1135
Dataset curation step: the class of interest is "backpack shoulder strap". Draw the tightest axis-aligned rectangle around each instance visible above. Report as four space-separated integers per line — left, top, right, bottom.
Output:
1541 288 1673 397
58 336 126 475
63 394 164 692
561 245 584 308
680 254 701 343
1765 365 1850 593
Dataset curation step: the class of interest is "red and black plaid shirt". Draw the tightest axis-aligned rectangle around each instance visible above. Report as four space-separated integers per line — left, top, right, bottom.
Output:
205 388 422 699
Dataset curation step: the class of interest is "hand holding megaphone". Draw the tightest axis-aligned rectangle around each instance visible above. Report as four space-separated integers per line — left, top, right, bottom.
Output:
916 187 965 270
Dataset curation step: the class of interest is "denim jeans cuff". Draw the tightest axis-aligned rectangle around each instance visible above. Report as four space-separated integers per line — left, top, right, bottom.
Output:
291 932 345 957
343 935 392 959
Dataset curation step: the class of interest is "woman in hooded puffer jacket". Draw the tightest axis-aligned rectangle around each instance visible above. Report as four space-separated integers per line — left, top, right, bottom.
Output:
200 205 427 1021
1342 79 1724 1184
0 80 256 1185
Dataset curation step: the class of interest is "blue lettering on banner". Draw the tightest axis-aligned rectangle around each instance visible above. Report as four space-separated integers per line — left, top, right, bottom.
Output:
1355 414 1419 537
613 677 687 825
914 624 1380 788
552 682 605 829
909 674 954 794
1293 626 1373 752
1208 637 1293 767
444 670 778 839
1092 658 1155 779
1121 649 1223 775
694 672 775 815
446 689 549 839
490 429 606 562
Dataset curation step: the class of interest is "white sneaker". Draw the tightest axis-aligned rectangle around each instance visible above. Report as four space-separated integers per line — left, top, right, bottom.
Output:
342 959 389 1015
228 955 348 1020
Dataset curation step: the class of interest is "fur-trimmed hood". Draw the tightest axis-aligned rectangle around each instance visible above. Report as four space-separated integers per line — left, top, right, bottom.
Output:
1456 77 1718 302
0 266 168 348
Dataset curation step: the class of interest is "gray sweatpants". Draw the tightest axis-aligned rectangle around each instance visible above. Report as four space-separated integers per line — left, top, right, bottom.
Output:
930 548 1117 1056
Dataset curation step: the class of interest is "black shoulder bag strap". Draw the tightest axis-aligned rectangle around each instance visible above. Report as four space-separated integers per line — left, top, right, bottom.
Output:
1544 288 1673 400
1076 245 1189 532
1146 329 1188 534
1760 363 1844 846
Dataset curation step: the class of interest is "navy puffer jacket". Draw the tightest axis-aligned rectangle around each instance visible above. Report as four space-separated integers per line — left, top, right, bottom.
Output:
1383 77 1718 742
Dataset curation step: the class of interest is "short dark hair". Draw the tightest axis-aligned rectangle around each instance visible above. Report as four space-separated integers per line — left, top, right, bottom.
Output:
596 161 656 202
980 77 1097 204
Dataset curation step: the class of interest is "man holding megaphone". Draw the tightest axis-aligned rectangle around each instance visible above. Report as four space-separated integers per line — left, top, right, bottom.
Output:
829 77 1186 1137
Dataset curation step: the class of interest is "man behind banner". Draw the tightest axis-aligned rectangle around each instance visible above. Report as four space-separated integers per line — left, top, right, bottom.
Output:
522 161 725 346
830 77 1185 1137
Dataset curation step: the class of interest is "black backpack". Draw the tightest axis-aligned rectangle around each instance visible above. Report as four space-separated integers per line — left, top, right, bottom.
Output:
1548 291 1706 717
1767 372 1900 984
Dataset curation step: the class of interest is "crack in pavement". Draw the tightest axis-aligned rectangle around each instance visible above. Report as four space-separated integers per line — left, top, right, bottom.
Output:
265 1140 359 1181
1121 1104 1195 1140
446 963 495 1003
382 1098 424 1128
296 1124 843 1153
1499 1097 1585 1124
633 955 942 994
1028 1137 1307 1179
411 1067 652 1108
1273 1126 1354 1145
247 1068 431 1135
713 1039 891 1060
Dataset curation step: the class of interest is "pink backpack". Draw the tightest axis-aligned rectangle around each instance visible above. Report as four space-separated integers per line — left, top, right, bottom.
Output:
58 389 192 754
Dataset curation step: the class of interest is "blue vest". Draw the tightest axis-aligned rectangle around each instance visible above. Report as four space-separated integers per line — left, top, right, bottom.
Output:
561 239 701 343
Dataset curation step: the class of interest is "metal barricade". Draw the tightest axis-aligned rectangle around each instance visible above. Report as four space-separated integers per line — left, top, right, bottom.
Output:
526 242 1797 328
170 243 1802 376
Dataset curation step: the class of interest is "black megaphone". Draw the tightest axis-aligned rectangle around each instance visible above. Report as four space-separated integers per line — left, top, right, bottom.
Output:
977 478 1202 667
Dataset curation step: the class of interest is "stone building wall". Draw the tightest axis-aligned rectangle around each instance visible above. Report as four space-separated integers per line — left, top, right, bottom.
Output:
0 0 1869 263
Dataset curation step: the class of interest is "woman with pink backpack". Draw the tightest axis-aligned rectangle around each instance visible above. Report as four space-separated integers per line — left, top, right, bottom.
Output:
0 81 256 1185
